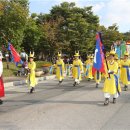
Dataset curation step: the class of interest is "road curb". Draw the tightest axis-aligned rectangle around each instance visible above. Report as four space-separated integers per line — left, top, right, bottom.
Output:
4 75 56 88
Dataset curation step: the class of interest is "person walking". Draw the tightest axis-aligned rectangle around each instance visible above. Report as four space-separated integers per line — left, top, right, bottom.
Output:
26 52 37 93
103 50 121 105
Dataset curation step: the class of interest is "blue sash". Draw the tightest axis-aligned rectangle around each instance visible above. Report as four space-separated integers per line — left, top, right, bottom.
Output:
74 65 80 79
66 65 70 76
58 65 63 76
123 66 130 81
86 70 88 76
85 65 90 76
114 74 120 95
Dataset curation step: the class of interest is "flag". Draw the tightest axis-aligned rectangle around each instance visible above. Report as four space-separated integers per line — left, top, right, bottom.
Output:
8 43 23 65
92 32 106 75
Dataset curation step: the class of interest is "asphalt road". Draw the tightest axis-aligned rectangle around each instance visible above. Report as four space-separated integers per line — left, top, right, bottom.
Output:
0 78 130 130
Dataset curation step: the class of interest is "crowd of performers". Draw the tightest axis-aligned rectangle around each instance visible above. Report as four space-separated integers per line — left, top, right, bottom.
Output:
0 50 130 106
54 50 130 106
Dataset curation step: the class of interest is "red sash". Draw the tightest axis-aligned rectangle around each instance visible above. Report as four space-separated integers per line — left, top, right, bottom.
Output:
0 76 5 97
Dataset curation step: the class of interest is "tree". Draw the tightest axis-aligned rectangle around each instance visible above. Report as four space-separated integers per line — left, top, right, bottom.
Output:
123 31 130 41
98 24 123 51
22 17 42 54
49 2 99 55
0 0 29 50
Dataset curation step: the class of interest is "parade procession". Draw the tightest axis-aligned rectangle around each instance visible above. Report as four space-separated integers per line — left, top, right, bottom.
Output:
1 0 130 129
1 32 130 107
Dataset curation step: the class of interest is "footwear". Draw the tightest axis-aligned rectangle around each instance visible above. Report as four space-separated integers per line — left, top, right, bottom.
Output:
58 80 63 86
113 98 116 104
73 82 76 86
59 80 63 84
30 87 34 93
0 99 3 105
96 84 98 88
124 85 128 91
88 78 90 81
104 98 109 106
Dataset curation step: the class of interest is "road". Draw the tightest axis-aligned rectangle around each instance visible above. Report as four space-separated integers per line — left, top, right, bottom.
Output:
0 78 130 130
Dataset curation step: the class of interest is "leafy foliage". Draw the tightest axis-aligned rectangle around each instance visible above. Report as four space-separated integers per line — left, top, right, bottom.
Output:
0 1 127 58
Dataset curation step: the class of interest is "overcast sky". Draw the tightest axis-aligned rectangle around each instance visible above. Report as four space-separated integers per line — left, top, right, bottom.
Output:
29 0 130 33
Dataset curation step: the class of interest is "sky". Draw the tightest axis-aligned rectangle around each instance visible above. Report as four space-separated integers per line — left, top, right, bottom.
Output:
29 0 130 33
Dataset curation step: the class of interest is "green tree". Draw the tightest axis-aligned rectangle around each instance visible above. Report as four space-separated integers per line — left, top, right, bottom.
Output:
123 31 130 41
98 24 123 51
22 17 42 54
0 0 29 50
49 2 99 55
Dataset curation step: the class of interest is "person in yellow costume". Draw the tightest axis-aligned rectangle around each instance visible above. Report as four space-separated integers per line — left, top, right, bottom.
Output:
85 55 93 81
84 55 90 78
55 52 65 85
103 50 121 105
120 52 130 91
72 52 83 86
27 52 37 93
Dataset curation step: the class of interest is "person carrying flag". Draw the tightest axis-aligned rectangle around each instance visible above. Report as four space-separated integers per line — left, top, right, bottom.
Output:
93 32 105 87
26 52 37 93
120 52 130 91
72 52 83 86
0 51 5 104
55 52 65 85
103 50 121 105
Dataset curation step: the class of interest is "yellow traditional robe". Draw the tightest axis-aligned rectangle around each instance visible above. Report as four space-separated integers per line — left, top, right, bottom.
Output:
72 59 83 80
84 59 93 79
120 59 130 85
27 61 37 87
55 59 65 81
103 60 121 95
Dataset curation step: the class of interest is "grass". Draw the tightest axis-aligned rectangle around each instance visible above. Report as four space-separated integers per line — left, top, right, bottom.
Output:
3 61 52 77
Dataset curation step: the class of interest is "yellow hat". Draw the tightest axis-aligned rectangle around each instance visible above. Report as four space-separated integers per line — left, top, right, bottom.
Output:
115 56 118 60
58 52 62 57
87 55 90 58
29 52 35 58
110 50 116 55
106 54 110 57
124 52 129 56
74 51 80 57
90 55 94 59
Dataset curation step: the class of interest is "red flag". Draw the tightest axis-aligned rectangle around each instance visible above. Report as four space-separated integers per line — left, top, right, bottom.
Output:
8 43 21 63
